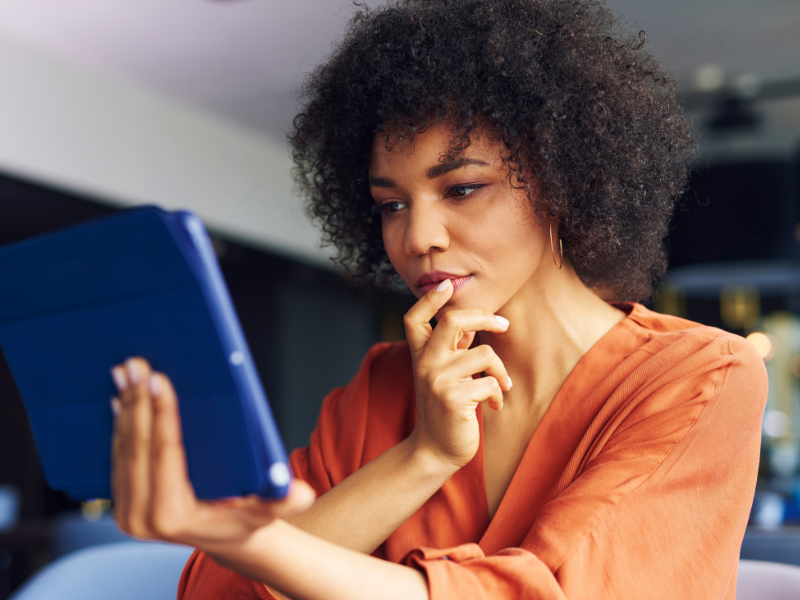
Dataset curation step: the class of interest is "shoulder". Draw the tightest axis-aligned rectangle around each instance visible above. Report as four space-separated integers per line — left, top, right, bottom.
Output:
618 303 768 412
625 302 765 369
584 306 768 478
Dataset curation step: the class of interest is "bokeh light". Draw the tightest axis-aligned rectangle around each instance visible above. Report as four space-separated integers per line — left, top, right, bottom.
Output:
791 354 800 378
746 331 776 361
763 410 791 438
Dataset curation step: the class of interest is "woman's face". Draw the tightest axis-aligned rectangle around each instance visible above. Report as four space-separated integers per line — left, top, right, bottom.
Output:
369 122 552 316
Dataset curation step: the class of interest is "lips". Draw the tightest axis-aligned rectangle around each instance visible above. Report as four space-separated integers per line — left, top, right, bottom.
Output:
416 270 473 293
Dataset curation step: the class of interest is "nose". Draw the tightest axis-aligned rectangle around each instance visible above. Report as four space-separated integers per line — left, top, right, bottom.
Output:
404 199 450 256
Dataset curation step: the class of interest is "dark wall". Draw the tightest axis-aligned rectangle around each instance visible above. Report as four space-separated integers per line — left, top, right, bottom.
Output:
668 153 800 268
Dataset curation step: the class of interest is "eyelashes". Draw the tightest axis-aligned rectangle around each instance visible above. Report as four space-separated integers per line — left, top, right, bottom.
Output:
444 184 484 198
373 183 486 217
372 201 406 216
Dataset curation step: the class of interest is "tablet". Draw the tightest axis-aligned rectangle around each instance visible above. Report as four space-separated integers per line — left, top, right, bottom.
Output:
0 206 291 501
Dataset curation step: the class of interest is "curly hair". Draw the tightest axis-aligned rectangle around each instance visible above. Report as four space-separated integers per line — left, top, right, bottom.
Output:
289 0 695 301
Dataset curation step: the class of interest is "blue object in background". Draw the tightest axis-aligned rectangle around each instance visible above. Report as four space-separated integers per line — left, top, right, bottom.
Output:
741 529 800 567
0 206 290 500
8 542 194 600
51 512 134 559
0 485 21 532
752 491 787 530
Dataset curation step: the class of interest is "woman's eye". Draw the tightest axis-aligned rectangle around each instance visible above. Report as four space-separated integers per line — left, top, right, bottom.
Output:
445 184 483 198
378 201 407 216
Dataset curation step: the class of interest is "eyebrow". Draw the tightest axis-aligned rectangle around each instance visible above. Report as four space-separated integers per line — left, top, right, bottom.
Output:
369 157 490 188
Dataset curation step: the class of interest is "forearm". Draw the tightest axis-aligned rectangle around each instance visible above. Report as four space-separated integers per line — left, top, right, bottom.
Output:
284 435 457 554
211 519 430 600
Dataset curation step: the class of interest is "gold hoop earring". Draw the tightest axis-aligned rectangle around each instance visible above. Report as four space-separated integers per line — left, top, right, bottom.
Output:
549 221 563 270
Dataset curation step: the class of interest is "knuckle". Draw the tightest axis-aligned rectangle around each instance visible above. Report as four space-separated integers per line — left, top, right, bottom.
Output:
131 431 150 448
440 312 458 327
114 512 130 534
440 388 460 410
132 357 151 372
150 442 166 463
119 390 136 407
126 517 151 539
150 439 178 462
149 512 179 539
416 358 432 379
428 372 447 394
474 344 493 360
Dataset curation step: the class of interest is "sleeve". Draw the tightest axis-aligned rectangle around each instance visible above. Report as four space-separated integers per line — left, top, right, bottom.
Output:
404 335 768 600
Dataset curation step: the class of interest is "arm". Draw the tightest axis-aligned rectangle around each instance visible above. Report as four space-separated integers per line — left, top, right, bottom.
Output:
400 335 768 600
283 278 512 555
111 281 514 598
283 436 457 555
211 521 431 600
112 357 430 600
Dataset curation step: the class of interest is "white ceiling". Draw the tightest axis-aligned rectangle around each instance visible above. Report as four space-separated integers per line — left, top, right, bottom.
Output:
0 0 797 140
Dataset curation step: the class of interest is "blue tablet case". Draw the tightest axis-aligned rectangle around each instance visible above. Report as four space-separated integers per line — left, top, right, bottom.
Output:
0 206 291 501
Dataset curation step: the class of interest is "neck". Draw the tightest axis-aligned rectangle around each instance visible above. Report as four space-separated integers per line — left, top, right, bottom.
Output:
478 260 626 414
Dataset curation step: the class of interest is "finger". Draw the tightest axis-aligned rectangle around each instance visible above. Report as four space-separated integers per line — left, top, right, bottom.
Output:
188 479 316 546
112 373 135 529
226 479 316 519
281 480 317 516
404 279 454 355
444 344 512 392
456 331 476 351
110 395 123 510
118 357 154 537
148 372 194 541
456 376 505 411
429 310 510 354
111 365 128 513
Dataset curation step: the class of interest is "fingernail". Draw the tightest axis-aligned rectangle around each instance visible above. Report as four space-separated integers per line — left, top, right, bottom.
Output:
507 376 513 389
110 397 120 417
436 279 452 292
149 373 161 396
496 315 509 327
111 367 127 391
126 359 141 384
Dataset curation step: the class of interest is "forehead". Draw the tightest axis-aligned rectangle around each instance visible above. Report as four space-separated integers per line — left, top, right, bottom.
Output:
369 121 505 172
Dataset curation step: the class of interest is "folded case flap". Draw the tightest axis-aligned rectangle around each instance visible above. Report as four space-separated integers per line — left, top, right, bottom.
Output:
0 206 289 500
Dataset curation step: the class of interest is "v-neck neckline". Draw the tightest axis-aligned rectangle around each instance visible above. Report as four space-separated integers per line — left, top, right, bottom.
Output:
473 302 647 555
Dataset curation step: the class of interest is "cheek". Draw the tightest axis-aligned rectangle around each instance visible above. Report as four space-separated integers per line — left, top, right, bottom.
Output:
382 222 400 261
382 222 410 278
467 201 544 270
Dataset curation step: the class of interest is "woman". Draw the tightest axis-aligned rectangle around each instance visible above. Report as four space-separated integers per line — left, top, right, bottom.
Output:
110 0 768 598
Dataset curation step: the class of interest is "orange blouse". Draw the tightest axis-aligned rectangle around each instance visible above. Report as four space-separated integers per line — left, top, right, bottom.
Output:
179 303 768 599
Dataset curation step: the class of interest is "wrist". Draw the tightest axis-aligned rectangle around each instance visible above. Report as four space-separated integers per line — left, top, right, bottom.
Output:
402 431 463 481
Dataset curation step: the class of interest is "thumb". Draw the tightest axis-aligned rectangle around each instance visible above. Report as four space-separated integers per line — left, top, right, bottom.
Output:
456 331 476 350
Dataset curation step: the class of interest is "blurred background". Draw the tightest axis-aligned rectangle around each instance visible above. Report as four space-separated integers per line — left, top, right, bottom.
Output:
0 0 797 596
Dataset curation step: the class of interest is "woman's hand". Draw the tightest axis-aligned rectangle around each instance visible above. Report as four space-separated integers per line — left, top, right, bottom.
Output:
405 279 512 470
110 358 430 600
110 357 315 549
